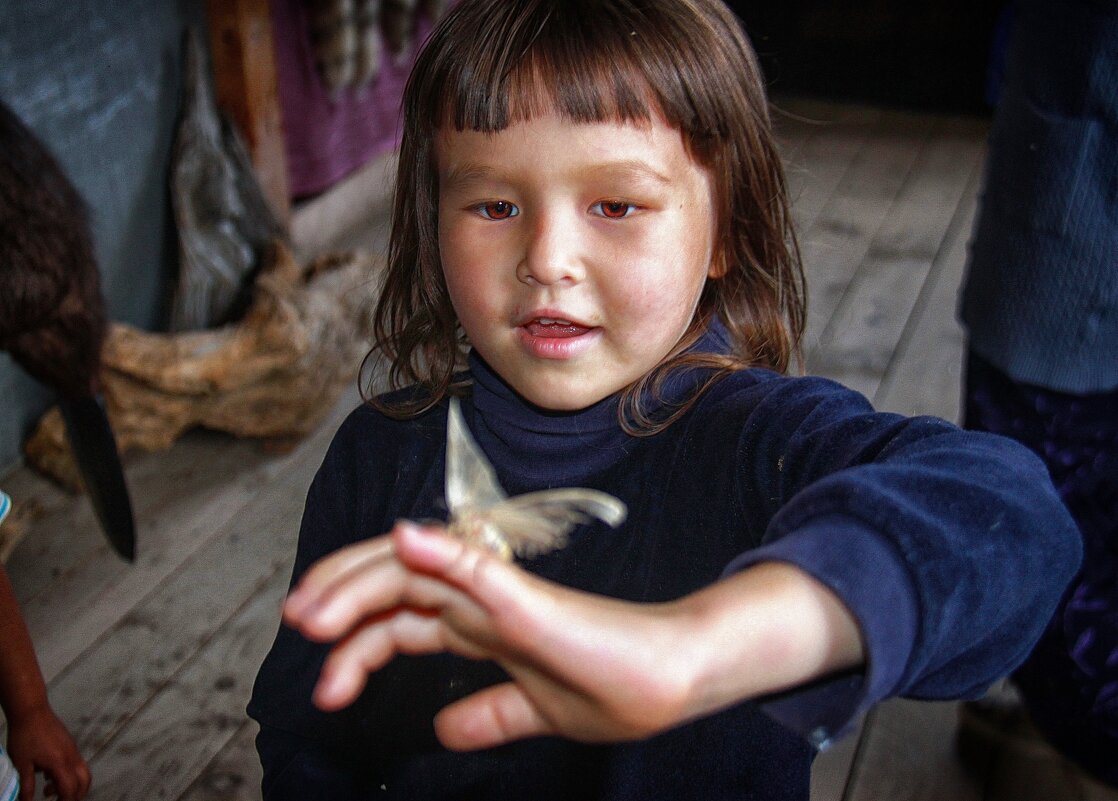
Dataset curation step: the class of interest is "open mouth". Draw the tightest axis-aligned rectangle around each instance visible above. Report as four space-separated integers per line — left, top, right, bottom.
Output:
522 317 592 338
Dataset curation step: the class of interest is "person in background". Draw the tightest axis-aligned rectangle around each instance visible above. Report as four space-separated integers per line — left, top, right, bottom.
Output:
957 0 1118 789
0 491 91 801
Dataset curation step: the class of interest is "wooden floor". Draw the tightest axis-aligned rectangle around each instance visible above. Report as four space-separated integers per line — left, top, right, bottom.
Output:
2 99 1115 801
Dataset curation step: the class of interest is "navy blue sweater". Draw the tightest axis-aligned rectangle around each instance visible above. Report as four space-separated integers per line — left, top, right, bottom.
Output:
249 345 1081 800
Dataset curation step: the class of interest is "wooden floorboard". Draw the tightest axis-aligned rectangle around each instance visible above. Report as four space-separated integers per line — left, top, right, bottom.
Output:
177 720 262 801
776 100 884 239
82 568 287 801
873 152 983 422
16 432 279 682
845 700 984 801
4 99 1107 801
799 109 933 359
807 114 985 400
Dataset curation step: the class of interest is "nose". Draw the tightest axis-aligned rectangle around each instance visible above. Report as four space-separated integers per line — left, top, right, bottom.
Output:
516 209 584 286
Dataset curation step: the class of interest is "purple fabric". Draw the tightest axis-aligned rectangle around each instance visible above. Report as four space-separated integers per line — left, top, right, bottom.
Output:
964 351 1118 786
269 0 428 199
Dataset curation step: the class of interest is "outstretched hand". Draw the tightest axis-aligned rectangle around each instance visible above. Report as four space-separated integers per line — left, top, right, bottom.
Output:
282 521 863 751
284 521 698 747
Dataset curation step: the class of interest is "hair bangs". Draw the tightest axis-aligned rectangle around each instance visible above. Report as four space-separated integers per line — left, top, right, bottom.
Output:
425 0 709 137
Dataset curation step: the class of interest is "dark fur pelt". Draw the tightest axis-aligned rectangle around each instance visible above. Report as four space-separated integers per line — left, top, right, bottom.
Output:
0 98 107 400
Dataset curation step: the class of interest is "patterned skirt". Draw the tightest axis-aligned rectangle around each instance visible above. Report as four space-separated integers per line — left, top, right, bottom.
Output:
964 352 1118 786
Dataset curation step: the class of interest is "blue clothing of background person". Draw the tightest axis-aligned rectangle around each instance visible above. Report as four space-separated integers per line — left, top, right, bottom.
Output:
958 0 1118 786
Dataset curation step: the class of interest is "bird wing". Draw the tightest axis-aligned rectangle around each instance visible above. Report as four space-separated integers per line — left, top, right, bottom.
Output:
483 489 628 558
445 397 507 514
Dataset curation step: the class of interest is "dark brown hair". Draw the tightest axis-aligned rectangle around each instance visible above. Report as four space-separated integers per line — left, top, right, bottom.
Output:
366 0 805 432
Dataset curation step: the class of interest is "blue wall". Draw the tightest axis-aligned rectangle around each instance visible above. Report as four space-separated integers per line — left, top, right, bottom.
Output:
1 0 206 473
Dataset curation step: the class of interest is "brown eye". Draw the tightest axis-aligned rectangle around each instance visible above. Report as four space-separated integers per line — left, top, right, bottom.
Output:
480 201 517 220
595 200 635 219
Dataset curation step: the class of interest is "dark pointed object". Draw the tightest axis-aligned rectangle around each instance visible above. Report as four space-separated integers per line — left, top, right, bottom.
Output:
57 396 135 560
0 98 137 561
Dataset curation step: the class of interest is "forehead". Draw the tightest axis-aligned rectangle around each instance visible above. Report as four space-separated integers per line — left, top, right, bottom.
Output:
434 111 708 188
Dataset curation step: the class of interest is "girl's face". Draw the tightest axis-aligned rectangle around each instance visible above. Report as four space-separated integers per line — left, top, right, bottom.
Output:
436 111 719 411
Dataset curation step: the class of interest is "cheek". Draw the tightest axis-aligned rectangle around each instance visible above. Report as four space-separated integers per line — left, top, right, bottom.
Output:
439 228 477 299
442 267 482 326
603 264 705 353
441 255 497 339
608 234 712 322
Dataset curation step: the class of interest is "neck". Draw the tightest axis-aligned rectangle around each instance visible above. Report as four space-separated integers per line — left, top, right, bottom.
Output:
462 319 733 489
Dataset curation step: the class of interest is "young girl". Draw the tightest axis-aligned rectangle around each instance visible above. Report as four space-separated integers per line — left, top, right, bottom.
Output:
249 1 1082 798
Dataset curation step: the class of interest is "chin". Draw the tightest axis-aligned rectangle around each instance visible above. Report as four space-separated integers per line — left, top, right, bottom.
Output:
514 380 615 413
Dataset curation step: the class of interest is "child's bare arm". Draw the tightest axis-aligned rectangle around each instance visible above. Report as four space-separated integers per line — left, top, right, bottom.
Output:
0 567 91 801
283 521 864 750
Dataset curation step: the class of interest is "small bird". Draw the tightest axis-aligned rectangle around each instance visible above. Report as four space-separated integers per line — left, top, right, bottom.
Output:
0 98 136 560
444 398 626 561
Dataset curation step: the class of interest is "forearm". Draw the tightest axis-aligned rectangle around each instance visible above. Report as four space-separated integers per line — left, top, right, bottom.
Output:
0 568 51 722
674 561 864 725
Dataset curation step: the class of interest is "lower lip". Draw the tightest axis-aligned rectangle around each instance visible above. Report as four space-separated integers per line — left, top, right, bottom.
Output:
516 323 600 359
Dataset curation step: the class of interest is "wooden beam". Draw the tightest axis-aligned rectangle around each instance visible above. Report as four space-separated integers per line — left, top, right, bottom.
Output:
206 0 291 226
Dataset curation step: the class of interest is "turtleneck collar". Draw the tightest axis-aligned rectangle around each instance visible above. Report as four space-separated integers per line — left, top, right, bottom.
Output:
463 320 733 489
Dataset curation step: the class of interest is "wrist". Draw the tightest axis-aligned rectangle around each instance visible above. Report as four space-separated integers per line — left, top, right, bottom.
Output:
1 684 52 726
677 562 865 721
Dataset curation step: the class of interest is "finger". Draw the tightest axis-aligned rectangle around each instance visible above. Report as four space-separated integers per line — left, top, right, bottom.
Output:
313 606 489 709
284 534 396 620
312 610 436 709
46 767 78 801
393 524 548 624
434 682 555 751
288 559 410 641
293 550 478 643
77 759 92 798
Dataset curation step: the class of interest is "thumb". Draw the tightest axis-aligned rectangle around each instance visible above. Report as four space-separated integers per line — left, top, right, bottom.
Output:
434 682 554 751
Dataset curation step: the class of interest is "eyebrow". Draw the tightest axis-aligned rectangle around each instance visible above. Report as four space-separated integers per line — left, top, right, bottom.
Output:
441 159 674 193
442 163 499 193
587 160 674 186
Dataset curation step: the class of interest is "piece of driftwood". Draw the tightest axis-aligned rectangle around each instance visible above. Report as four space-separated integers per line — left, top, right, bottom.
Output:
170 27 285 333
25 241 383 492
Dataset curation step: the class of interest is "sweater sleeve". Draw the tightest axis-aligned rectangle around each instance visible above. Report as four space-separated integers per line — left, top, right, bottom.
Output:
717 374 1082 748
